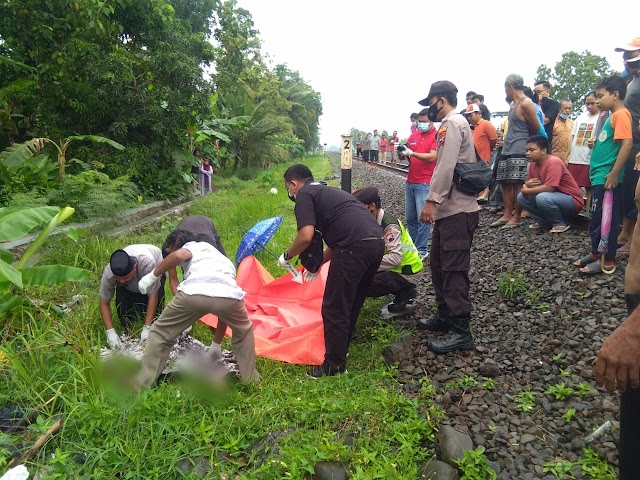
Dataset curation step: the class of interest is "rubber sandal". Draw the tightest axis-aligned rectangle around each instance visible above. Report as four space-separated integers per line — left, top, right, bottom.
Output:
550 225 570 233
529 223 542 230
580 261 603 274
574 254 598 267
501 222 522 229
617 245 631 255
490 219 508 228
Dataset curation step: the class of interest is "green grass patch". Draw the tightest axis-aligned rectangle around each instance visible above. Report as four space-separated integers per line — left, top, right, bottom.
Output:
1 154 438 478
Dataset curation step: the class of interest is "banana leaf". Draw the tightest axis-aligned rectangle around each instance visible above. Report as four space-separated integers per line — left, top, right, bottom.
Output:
21 265 91 286
0 260 22 290
0 206 60 242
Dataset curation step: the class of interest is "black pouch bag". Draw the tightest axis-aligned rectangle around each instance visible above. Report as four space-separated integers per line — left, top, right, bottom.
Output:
452 156 493 196
299 230 323 273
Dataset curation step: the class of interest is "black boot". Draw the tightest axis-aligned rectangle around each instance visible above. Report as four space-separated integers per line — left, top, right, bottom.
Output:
625 293 640 315
388 287 417 313
416 310 451 332
429 317 475 353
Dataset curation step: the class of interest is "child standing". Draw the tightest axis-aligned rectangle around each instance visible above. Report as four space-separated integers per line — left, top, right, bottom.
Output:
575 76 633 274
199 158 213 195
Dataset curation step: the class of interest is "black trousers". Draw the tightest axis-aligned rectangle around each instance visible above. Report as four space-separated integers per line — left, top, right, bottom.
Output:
366 271 416 298
370 150 379 163
620 296 640 479
321 239 384 371
115 276 166 329
622 145 640 220
430 212 479 319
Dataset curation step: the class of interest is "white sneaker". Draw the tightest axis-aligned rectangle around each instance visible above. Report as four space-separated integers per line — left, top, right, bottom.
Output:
420 252 430 262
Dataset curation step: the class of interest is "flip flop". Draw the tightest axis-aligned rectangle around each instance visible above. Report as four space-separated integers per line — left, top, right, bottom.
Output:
574 254 598 267
501 222 522 229
579 261 603 274
490 219 508 228
617 245 631 255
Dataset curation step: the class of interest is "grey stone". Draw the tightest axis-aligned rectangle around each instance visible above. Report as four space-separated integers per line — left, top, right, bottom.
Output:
383 336 414 366
438 425 474 467
313 460 349 480
419 459 459 479
176 456 212 478
520 434 536 445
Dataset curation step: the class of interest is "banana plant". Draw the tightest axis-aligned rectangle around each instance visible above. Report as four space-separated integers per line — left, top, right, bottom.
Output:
0 206 91 315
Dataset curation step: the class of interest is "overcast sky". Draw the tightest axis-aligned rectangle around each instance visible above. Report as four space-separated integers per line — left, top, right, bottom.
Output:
235 0 637 148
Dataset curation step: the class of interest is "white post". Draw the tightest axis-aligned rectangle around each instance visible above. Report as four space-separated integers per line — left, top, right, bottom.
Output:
340 134 353 192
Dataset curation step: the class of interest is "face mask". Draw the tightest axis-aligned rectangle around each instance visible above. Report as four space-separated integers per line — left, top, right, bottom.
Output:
417 122 432 132
558 113 569 120
287 186 296 202
411 120 418 127
427 99 441 122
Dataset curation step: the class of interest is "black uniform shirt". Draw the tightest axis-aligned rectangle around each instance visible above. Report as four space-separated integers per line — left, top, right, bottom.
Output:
294 182 382 249
176 215 227 257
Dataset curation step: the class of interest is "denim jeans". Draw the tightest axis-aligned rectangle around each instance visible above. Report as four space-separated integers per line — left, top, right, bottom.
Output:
405 182 430 256
517 191 578 227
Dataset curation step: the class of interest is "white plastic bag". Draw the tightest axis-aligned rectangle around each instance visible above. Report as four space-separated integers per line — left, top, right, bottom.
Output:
0 465 29 480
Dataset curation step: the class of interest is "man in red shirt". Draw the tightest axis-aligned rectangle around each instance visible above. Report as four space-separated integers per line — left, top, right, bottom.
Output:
389 130 399 167
517 135 584 232
397 108 437 258
379 135 389 164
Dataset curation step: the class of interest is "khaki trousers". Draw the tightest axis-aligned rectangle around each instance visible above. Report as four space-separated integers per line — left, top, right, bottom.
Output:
136 292 259 387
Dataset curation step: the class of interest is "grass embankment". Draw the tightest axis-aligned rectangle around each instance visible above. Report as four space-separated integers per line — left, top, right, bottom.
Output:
0 154 441 479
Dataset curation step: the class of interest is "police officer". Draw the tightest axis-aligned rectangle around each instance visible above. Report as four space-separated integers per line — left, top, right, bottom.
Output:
99 245 165 348
278 164 384 378
353 187 423 317
416 80 481 353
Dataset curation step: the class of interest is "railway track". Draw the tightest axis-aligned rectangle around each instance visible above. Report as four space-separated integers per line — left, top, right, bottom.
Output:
350 155 589 229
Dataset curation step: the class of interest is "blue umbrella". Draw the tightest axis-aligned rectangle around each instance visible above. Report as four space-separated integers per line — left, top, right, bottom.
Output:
236 216 283 266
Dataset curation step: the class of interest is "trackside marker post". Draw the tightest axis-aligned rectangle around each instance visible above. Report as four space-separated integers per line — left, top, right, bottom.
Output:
341 134 353 192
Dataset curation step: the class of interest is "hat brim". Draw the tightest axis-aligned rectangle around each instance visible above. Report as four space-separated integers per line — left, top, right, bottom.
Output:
615 45 640 52
418 96 432 106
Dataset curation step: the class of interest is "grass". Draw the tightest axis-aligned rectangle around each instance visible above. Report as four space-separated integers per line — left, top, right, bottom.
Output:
0 154 439 478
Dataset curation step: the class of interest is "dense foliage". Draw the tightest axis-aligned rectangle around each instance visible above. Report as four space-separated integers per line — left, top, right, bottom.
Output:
0 0 322 208
535 51 619 108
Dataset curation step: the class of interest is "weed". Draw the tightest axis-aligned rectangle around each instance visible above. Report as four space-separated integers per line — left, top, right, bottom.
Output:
563 408 577 423
536 303 551 312
544 459 576 479
552 352 564 361
579 447 616 479
481 377 495 390
487 424 497 433
515 391 537 412
573 383 594 397
497 271 529 299
545 383 574 401
455 446 497 480
560 368 571 378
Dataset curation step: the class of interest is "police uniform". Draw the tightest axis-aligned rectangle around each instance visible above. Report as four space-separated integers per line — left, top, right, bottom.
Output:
294 181 384 374
421 106 481 351
353 187 423 304
99 245 165 328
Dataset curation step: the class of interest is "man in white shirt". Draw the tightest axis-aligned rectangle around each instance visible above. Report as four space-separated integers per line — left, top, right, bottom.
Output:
135 229 260 388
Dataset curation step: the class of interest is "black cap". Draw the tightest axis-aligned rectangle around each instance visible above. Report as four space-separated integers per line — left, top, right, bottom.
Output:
418 80 458 106
353 186 380 205
110 249 134 277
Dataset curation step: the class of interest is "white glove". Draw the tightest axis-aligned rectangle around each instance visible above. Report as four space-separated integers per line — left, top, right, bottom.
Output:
403 147 414 157
277 252 290 269
303 269 319 282
106 328 121 349
140 324 152 341
209 341 222 360
138 271 160 295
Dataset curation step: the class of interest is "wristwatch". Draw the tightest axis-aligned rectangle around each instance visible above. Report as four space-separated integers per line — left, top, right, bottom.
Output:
283 251 290 260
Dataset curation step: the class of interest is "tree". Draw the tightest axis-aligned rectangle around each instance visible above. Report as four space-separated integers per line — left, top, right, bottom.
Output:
535 51 618 107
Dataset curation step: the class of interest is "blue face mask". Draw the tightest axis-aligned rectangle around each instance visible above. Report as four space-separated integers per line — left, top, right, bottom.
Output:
417 122 432 132
558 113 569 120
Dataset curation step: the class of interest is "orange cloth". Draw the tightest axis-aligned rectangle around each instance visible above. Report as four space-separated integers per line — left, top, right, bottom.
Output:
200 256 328 365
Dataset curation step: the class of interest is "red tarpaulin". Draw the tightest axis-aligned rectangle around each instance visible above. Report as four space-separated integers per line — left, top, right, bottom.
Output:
200 256 328 365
